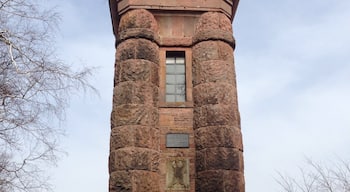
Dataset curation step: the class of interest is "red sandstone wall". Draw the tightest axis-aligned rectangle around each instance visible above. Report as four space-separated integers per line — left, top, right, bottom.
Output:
109 3 244 192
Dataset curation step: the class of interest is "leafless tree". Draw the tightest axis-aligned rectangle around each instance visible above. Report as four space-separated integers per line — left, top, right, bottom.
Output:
277 158 350 192
0 0 94 191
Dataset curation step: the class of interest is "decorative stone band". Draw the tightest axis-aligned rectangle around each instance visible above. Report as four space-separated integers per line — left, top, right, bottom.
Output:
115 0 238 20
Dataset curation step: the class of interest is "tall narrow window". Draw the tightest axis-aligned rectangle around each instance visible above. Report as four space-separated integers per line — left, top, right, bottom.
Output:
166 51 186 102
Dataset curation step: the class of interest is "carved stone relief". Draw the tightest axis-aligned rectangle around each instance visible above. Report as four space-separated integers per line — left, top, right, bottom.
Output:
166 158 190 190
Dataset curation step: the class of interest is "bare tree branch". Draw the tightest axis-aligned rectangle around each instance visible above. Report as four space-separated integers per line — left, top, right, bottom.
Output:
277 158 350 192
0 0 96 191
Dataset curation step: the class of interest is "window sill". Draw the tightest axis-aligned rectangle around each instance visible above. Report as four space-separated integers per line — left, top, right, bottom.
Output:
158 101 193 108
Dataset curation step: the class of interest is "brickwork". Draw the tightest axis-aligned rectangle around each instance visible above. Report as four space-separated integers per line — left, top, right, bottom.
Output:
159 108 195 192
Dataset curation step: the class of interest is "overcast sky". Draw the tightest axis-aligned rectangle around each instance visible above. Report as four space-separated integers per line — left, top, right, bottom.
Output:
47 0 350 191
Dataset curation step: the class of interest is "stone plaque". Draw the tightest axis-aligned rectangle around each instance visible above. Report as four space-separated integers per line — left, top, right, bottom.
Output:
166 158 190 190
166 133 189 148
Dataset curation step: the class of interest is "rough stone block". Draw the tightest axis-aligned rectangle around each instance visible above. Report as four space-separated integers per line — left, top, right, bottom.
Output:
109 171 132 192
222 170 245 192
196 170 224 192
196 12 233 32
118 9 158 34
194 126 243 151
195 150 205 172
195 148 243 172
110 125 159 151
193 12 234 46
193 82 237 107
116 39 159 64
109 171 160 192
133 126 159 149
192 60 235 86
193 104 240 129
109 148 159 172
116 40 136 62
133 171 160 192
196 170 245 192
192 40 233 63
113 82 158 106
111 104 158 127
114 59 159 86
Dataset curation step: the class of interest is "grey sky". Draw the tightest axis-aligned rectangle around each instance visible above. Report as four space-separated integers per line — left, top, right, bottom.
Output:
48 0 350 191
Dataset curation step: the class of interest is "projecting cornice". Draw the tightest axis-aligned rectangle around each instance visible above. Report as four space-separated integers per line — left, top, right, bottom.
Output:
109 0 239 36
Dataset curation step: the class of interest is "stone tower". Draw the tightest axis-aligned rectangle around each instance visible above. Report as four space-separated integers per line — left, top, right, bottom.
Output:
108 0 244 191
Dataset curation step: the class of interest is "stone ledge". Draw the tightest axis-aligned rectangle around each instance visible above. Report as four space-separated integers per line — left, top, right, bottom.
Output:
117 28 160 45
193 30 235 48
116 0 237 20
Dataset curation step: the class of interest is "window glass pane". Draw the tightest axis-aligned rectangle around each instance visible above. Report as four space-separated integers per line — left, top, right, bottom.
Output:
175 65 185 73
176 85 186 94
166 85 176 94
166 58 175 64
176 95 186 102
176 57 185 64
166 65 176 74
166 95 176 102
166 75 176 84
176 75 185 84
